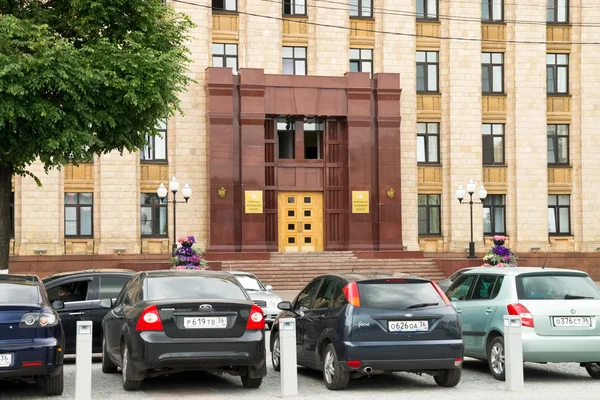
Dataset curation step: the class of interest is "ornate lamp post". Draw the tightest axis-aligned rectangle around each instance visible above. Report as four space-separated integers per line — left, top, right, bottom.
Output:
456 179 487 259
157 177 192 255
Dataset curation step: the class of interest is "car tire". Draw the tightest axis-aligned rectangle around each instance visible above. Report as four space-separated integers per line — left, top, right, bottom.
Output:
271 331 281 372
121 344 142 391
42 369 64 396
488 336 506 381
102 336 118 374
322 343 350 390
241 375 263 388
585 363 600 379
434 368 462 387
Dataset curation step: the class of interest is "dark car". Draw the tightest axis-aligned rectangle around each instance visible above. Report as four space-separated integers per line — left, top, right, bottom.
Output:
270 273 464 390
42 269 134 354
100 270 267 391
0 274 65 396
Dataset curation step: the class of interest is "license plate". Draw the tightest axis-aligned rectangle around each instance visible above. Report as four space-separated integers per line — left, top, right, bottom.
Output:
183 317 227 329
0 354 12 368
388 320 429 332
553 316 592 327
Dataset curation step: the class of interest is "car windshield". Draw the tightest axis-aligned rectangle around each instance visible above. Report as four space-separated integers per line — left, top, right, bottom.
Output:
0 283 41 304
235 275 265 292
357 281 443 310
516 274 599 300
146 277 247 301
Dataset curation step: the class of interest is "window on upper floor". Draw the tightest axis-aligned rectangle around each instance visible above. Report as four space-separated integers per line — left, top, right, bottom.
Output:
418 194 441 235
212 43 238 72
482 123 504 165
350 0 373 18
283 0 306 15
304 119 324 160
548 194 570 235
282 46 307 76
349 49 373 77
547 124 569 165
417 0 438 20
65 193 93 238
141 119 167 162
482 0 503 22
547 54 569 95
482 52 504 94
483 195 506 235
416 51 438 93
547 0 568 23
417 122 440 164
212 0 237 12
277 118 295 159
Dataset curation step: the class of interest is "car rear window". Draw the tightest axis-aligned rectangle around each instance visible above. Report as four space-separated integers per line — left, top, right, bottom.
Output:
516 274 599 300
147 277 248 301
0 283 41 304
357 281 443 310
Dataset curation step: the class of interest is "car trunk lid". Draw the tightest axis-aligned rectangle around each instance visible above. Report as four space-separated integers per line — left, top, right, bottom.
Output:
0 305 42 342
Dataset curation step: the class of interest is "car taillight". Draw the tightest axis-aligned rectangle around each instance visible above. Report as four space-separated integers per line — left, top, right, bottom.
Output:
246 304 265 330
507 303 534 328
19 312 58 328
343 282 360 307
431 282 451 306
136 305 164 331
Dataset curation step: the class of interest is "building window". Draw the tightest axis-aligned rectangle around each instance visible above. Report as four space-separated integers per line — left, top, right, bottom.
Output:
482 52 504 94
547 54 568 94
482 124 504 165
10 192 14 239
277 118 295 159
416 51 438 93
282 47 306 76
349 0 372 18
349 49 373 77
212 43 238 71
141 193 167 237
482 0 503 22
418 194 441 235
65 193 93 237
304 119 323 160
417 0 438 20
417 122 440 164
548 194 570 235
547 0 568 23
547 125 569 165
283 0 306 15
212 0 237 12
483 195 506 235
141 119 167 162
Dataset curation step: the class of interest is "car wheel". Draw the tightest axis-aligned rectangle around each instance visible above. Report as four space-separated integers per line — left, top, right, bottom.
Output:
585 363 600 379
488 336 506 381
241 375 263 388
121 344 142 391
322 343 350 390
271 331 281 372
102 336 118 374
42 369 64 396
434 368 462 387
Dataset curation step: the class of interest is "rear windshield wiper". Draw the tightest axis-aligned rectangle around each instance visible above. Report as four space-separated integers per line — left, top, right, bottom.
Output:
564 294 594 299
407 302 439 309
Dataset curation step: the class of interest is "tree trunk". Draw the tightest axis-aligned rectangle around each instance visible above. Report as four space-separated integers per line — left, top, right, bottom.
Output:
0 164 13 271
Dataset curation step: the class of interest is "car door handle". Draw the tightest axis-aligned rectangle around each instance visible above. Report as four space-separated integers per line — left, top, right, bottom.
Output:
69 312 85 316
485 308 493 313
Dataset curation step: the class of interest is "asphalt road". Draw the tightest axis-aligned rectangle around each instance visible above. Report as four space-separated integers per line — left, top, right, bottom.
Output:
2 331 598 400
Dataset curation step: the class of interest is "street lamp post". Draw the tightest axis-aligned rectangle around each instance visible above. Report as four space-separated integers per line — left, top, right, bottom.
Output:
456 179 487 259
157 177 192 255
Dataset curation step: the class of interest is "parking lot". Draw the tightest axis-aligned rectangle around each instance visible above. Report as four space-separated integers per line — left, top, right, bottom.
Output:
1 331 597 400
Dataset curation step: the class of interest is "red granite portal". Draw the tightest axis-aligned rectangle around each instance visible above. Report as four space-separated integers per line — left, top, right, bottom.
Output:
206 68 403 252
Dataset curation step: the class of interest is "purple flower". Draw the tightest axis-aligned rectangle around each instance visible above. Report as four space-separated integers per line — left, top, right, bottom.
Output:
492 245 511 257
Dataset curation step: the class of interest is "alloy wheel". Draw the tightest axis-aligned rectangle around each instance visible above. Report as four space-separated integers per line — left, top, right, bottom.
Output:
273 336 280 368
324 350 335 384
491 342 505 375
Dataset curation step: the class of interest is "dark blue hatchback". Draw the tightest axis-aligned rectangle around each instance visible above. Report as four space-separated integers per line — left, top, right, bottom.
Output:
0 274 65 396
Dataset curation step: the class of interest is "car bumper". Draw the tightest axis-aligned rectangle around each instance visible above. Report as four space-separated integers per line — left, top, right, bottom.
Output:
263 307 279 323
129 330 267 376
339 339 464 372
522 329 600 363
0 338 63 379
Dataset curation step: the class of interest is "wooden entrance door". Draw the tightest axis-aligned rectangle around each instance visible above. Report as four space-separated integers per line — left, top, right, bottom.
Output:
278 192 324 252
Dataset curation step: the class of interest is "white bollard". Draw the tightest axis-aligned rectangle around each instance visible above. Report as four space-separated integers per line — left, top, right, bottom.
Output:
279 318 298 397
504 315 524 391
0 269 8 274
75 321 93 400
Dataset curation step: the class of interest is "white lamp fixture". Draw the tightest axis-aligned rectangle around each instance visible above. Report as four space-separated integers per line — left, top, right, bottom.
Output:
157 183 168 199
456 185 465 202
169 176 179 193
182 184 192 202
466 179 476 195
478 185 488 202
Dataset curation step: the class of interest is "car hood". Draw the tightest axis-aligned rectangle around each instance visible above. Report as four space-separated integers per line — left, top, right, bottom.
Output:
245 291 281 303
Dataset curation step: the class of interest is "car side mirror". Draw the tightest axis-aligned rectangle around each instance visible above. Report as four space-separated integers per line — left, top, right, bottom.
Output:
277 301 293 311
52 300 65 310
266 285 273 292
100 298 114 309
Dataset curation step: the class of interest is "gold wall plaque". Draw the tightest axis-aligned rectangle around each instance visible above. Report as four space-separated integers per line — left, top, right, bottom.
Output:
218 187 226 198
387 188 395 199
352 191 369 214
244 190 263 214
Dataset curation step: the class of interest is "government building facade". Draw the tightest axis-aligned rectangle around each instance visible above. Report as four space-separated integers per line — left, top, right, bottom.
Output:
8 0 600 273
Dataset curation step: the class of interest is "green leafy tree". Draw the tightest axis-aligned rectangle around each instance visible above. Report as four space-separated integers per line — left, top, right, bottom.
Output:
0 0 193 270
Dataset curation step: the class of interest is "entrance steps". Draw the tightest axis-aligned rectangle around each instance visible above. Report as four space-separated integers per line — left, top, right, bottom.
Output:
220 252 445 291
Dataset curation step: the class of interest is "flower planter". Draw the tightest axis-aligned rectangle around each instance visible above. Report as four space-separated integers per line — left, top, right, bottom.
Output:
493 239 505 246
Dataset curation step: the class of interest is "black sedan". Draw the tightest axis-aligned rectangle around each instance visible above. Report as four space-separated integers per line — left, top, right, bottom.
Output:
100 270 267 391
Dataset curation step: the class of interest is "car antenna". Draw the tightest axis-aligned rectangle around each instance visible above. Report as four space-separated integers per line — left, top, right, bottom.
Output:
351 253 359 273
541 239 552 269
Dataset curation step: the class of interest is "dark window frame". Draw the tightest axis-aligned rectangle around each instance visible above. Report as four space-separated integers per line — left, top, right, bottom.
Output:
547 0 569 24
548 194 571 235
482 0 504 22
417 122 440 165
212 43 238 72
64 193 94 238
482 52 504 94
140 193 168 238
417 0 439 21
212 0 237 12
418 194 441 236
349 48 373 77
349 0 373 19
547 53 569 95
416 51 439 93
482 123 505 165
547 124 570 166
282 46 307 76
483 194 506 236
141 119 167 163
283 0 307 16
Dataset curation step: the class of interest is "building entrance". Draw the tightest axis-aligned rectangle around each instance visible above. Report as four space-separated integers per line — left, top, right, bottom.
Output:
278 192 323 252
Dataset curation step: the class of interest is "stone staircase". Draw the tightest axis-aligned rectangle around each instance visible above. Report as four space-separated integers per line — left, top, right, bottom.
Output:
220 251 446 291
